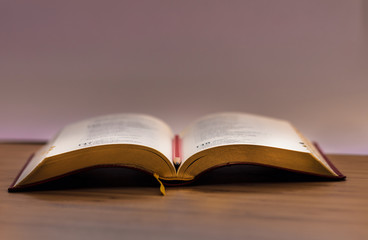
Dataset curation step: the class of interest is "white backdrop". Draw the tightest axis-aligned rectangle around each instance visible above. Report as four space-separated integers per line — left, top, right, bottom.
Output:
1 0 367 154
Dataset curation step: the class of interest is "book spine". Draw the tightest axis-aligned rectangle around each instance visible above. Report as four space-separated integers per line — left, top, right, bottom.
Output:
172 135 182 165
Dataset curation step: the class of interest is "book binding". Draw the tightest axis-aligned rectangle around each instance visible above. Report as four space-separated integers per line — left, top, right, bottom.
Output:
172 135 182 165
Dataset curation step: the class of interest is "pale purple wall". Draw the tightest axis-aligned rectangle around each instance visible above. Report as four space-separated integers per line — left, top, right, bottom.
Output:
1 0 367 154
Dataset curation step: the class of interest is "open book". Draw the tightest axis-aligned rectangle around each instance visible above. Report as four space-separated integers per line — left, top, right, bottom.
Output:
9 112 345 192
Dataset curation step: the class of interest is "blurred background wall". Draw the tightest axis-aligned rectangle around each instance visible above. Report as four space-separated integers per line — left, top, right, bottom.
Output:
1 0 367 154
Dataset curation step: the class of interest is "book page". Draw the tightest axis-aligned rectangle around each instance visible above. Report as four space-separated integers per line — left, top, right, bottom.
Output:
48 114 173 159
180 112 311 162
14 114 174 186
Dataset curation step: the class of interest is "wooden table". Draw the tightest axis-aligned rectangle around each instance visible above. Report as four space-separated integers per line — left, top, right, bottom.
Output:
1 143 367 240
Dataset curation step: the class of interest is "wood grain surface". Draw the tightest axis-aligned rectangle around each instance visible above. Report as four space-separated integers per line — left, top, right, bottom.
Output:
1 143 367 240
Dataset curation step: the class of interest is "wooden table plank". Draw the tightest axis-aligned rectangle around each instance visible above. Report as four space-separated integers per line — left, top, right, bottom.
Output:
1 143 367 240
